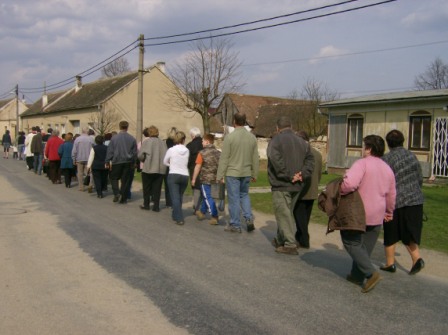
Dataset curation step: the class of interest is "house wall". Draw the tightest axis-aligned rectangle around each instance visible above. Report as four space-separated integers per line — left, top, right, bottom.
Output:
326 101 448 178
20 68 204 139
0 100 29 139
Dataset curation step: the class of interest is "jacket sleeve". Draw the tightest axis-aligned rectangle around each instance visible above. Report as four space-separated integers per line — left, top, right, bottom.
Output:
216 139 230 180
87 148 95 169
251 138 259 179
301 144 315 180
267 140 290 182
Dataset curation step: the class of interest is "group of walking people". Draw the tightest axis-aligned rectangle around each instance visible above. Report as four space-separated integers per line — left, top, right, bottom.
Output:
3 114 425 294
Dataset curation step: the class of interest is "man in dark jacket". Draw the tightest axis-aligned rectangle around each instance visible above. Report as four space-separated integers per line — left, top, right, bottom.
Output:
31 126 44 175
268 117 314 255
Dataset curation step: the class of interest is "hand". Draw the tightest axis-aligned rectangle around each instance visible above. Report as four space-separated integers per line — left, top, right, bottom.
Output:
250 177 256 182
384 213 393 222
292 172 303 183
191 179 196 187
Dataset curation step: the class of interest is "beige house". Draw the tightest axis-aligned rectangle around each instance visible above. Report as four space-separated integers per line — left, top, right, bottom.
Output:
320 89 448 178
20 63 203 139
0 97 29 140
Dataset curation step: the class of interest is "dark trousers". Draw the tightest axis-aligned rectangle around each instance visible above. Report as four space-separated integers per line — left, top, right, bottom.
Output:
142 172 164 210
92 169 109 196
167 174 188 222
163 172 172 207
26 156 34 170
48 160 61 183
61 168 74 187
340 225 381 281
109 162 132 201
293 199 314 248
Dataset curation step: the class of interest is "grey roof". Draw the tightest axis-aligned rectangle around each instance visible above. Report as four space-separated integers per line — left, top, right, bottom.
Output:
0 98 13 109
22 71 139 117
320 89 448 108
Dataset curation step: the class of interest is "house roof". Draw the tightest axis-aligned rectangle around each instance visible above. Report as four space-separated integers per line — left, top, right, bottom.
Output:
222 93 304 126
253 103 314 138
320 89 448 108
0 98 13 109
22 71 139 117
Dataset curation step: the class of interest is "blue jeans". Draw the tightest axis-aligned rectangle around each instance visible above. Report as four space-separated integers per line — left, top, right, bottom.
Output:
167 174 189 222
33 153 43 174
200 184 218 218
225 176 253 228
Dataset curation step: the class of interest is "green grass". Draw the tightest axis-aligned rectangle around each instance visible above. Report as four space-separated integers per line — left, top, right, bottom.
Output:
249 169 448 254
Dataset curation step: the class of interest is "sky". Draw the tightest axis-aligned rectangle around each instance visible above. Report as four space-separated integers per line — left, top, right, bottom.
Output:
1 0 448 104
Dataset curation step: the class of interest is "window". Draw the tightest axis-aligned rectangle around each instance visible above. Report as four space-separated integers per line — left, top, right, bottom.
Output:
347 114 363 147
70 120 80 135
409 112 431 150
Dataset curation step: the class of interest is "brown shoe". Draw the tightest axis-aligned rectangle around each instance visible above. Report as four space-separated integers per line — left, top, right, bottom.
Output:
361 272 382 293
275 246 298 255
208 217 219 225
195 211 205 221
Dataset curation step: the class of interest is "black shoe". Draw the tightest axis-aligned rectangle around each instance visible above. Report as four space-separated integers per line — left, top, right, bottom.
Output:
152 208 160 212
119 199 128 204
246 218 255 232
140 205 150 210
409 258 425 275
380 264 396 273
346 274 364 286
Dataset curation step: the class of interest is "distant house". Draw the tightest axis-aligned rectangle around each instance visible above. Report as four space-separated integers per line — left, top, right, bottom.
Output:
320 89 448 178
0 97 29 139
215 93 313 137
20 63 203 139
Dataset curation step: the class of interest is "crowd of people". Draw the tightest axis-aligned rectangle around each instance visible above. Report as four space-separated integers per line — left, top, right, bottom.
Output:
2 113 425 293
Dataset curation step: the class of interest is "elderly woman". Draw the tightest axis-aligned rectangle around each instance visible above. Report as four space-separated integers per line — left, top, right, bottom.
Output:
163 131 189 225
138 126 167 212
340 135 396 293
58 132 75 188
44 129 64 184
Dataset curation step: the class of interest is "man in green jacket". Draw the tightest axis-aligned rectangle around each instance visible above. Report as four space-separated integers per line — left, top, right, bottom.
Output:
217 113 259 233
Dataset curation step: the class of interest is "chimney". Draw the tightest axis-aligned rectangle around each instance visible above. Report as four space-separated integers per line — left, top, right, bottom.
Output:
156 61 166 73
75 75 82 92
42 94 48 107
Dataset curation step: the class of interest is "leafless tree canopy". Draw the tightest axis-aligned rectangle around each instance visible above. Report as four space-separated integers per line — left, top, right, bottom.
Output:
89 107 120 135
414 57 448 90
101 57 131 78
169 38 244 133
289 78 339 137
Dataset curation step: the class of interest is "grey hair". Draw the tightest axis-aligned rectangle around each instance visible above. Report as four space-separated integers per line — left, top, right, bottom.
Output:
189 127 202 138
81 127 90 134
52 129 60 137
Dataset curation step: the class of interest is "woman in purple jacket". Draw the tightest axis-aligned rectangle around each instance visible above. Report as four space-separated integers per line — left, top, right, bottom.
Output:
340 135 396 293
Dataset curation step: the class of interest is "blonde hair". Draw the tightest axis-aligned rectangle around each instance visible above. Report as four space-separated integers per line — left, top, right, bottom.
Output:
167 127 177 139
173 131 186 145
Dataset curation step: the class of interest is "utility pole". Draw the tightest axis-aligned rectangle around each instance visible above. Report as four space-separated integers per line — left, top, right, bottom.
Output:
15 84 19 138
136 34 144 143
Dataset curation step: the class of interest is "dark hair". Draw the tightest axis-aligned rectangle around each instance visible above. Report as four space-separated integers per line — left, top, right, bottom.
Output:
385 129 405 149
65 132 73 141
233 113 246 126
296 130 309 142
95 135 104 145
277 116 292 129
119 121 129 130
104 133 112 141
363 135 385 157
203 133 215 144
47 128 53 134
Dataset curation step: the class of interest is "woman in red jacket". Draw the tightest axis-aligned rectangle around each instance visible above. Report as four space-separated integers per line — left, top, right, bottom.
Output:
44 129 64 184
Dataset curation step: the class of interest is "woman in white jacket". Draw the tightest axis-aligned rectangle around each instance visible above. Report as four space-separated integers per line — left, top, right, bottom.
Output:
163 131 189 225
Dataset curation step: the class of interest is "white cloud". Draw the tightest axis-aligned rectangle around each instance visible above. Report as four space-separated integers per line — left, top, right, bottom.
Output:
309 45 349 64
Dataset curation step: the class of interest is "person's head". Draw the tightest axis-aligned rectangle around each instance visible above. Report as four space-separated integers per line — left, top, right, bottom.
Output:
31 126 37 132
119 121 129 130
88 128 95 136
203 133 215 145
61 133 66 140
104 133 112 141
95 135 104 145
65 132 73 142
143 125 159 138
276 116 292 131
51 129 60 137
167 127 178 139
81 126 89 134
385 129 405 149
173 131 186 145
233 113 246 127
47 128 53 134
36 126 41 133
189 127 201 139
296 130 309 142
5 129 9 134
363 135 385 157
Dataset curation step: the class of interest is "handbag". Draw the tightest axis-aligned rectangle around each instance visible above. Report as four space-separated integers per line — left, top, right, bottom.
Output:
83 174 91 186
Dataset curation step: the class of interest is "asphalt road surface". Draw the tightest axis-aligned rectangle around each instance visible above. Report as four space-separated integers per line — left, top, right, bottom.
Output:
1 158 447 335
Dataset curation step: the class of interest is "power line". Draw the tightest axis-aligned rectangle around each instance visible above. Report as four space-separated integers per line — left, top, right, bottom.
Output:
143 0 364 41
144 0 397 47
243 40 448 67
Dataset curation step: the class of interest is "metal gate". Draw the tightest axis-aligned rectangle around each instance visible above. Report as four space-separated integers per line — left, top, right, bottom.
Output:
433 117 448 177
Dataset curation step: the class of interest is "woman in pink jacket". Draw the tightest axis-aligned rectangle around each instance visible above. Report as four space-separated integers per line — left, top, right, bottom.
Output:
340 135 396 293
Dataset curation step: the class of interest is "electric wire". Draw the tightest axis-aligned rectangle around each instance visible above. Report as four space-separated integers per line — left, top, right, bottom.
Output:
143 0 397 47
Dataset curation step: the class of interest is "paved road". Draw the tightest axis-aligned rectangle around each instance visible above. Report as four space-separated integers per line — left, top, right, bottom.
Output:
1 158 447 335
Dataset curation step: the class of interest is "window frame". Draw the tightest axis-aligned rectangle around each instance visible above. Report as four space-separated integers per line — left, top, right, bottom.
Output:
346 114 364 148
409 111 431 151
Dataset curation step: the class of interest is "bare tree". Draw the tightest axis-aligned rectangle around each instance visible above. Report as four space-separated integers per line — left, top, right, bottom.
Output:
101 57 131 78
89 107 120 135
414 57 448 90
289 78 339 137
169 38 244 133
